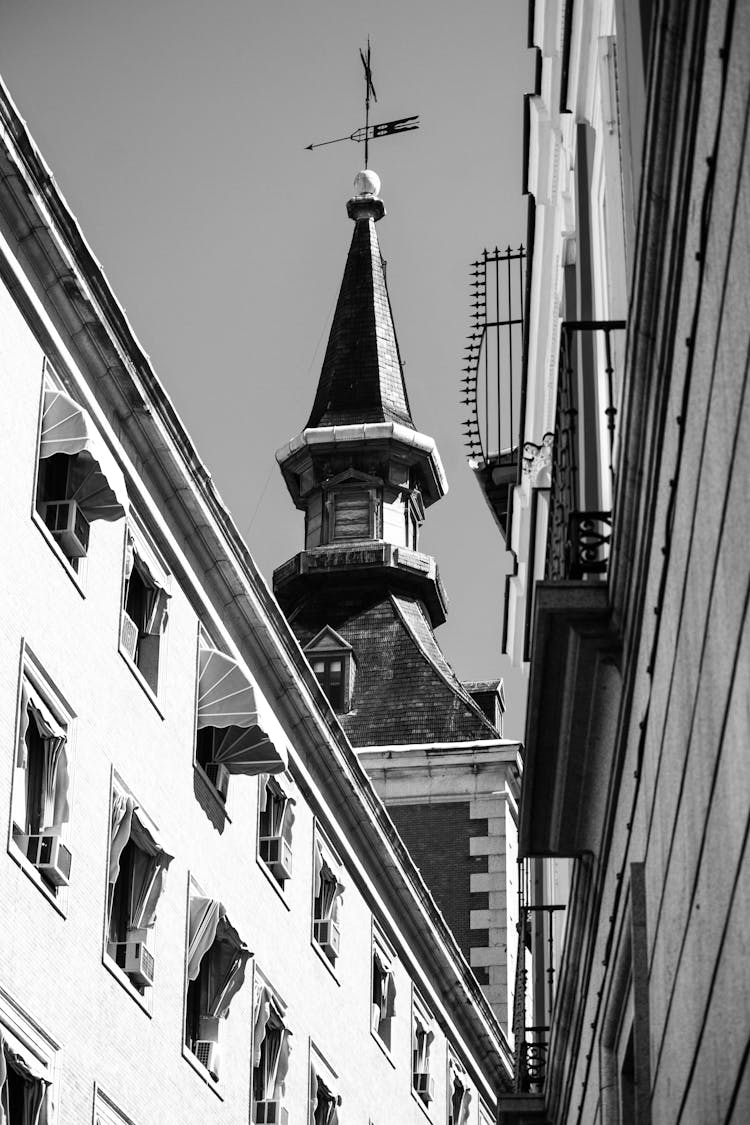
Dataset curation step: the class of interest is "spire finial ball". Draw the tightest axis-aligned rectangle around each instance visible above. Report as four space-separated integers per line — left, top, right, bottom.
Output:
353 169 381 199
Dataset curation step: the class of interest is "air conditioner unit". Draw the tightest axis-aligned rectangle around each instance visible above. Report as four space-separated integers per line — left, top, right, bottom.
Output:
20 833 72 886
205 762 230 800
259 834 293 880
314 918 340 960
195 1016 221 1079
120 611 139 660
414 1072 435 1103
124 927 155 987
40 499 90 558
254 1100 288 1125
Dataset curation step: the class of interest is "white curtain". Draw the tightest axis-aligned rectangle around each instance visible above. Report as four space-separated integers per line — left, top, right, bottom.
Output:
449 1066 472 1125
311 1065 340 1125
107 794 172 929
413 1016 434 1073
124 530 170 634
313 842 344 924
18 684 70 832
0 1031 50 1125
187 897 250 1019
252 984 292 1100
372 949 396 1030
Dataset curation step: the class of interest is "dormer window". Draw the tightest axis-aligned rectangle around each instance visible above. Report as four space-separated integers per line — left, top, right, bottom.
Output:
304 627 355 714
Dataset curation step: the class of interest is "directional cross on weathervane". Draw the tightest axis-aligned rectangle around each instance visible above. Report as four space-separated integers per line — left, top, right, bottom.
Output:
305 39 419 163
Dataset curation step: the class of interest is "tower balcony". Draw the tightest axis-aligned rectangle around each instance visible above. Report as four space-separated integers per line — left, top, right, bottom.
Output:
273 542 449 627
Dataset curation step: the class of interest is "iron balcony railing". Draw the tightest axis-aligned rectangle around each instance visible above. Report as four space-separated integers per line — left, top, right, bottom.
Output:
546 320 626 581
460 246 525 539
512 859 566 1093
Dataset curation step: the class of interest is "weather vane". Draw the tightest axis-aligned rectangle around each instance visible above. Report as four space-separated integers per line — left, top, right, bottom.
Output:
305 39 419 163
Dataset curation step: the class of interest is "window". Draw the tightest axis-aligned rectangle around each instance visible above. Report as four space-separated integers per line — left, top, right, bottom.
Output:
447 1051 472 1125
0 1028 52 1124
252 976 291 1124
195 636 286 802
312 658 344 711
120 526 170 694
35 372 127 569
303 628 355 715
371 928 397 1050
312 834 344 967
185 887 250 1080
258 775 295 885
95 1088 138 1125
405 488 424 550
11 672 72 896
309 1048 341 1125
106 784 172 993
412 992 435 1106
326 487 381 542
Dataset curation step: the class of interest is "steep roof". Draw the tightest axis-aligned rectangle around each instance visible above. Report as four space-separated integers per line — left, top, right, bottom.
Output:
290 592 499 746
306 213 415 430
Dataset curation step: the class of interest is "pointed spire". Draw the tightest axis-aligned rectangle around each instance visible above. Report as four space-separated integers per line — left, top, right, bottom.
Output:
306 171 415 430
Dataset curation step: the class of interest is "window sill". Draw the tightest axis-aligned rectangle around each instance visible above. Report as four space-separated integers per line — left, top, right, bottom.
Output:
181 1043 224 1098
118 645 164 718
7 837 67 918
32 511 86 597
310 936 340 985
411 1087 434 1121
102 951 153 1016
370 1027 396 1069
256 854 291 910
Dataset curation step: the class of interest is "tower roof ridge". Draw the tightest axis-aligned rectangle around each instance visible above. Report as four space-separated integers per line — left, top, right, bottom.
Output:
306 172 415 431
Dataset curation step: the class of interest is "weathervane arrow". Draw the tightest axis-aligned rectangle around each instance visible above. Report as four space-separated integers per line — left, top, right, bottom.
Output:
305 39 420 160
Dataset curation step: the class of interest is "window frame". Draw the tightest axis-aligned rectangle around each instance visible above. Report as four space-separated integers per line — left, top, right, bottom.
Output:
182 875 250 1092
370 922 397 1056
0 994 59 1125
308 1041 341 1125
102 771 170 1012
411 988 437 1113
251 969 291 1124
311 827 344 977
257 772 295 893
303 628 356 715
30 364 89 591
118 520 171 704
8 646 76 914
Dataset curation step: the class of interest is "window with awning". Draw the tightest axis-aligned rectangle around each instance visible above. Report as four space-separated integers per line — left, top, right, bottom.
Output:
35 379 128 566
0 1028 51 1125
184 892 251 1070
106 786 172 991
12 675 72 896
252 978 292 1120
195 640 287 796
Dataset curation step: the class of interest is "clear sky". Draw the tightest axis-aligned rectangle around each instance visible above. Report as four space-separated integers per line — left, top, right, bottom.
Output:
1 0 533 735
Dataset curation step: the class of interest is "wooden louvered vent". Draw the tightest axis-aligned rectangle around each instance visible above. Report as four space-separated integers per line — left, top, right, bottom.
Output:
330 490 375 541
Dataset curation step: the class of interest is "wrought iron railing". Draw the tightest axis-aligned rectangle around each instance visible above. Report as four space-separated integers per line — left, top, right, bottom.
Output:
546 320 626 581
511 859 566 1093
460 247 525 538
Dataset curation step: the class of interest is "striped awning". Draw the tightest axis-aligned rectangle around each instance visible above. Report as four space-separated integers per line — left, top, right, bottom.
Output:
40 385 128 521
198 643 287 774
